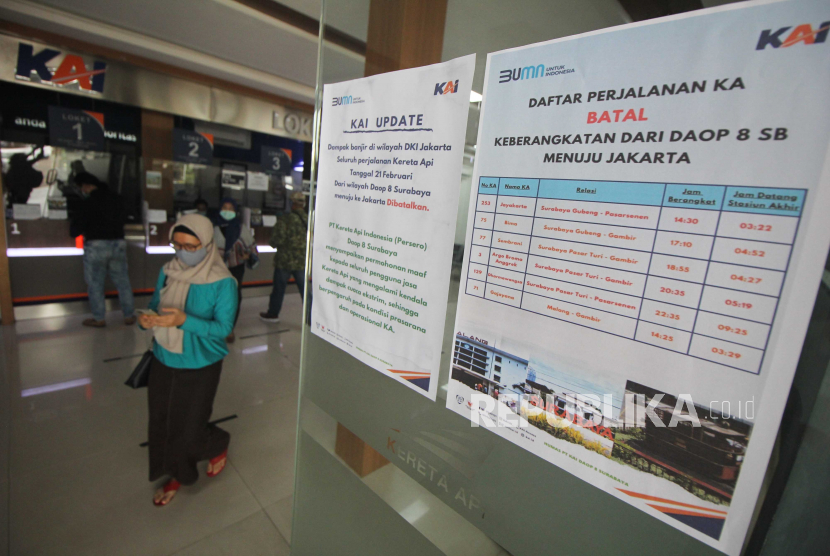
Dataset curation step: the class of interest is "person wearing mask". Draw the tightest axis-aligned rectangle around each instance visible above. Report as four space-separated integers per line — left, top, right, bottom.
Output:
260 191 308 323
214 197 257 342
138 214 238 507
70 172 136 327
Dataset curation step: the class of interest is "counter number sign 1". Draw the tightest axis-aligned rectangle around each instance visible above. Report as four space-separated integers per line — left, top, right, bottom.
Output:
47 106 105 151
173 129 214 165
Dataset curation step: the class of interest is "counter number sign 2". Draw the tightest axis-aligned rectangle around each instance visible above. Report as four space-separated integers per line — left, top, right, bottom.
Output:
48 106 105 151
173 129 214 165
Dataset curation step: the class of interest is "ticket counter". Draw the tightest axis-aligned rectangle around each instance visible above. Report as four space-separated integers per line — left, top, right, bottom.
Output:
0 54 311 313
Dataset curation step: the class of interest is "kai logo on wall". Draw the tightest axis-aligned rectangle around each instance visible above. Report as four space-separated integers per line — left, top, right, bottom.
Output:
15 43 107 93
434 80 459 95
756 21 829 49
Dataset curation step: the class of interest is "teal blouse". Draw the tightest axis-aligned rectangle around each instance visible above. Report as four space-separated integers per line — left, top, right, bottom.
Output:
146 269 238 369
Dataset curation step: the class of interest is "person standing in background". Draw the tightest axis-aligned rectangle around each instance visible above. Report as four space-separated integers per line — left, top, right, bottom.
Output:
214 197 257 342
139 214 237 506
260 191 308 323
194 198 210 218
3 151 43 206
70 172 136 327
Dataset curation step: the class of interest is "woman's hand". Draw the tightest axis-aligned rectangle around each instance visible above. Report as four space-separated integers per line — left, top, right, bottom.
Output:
151 308 187 328
138 313 155 329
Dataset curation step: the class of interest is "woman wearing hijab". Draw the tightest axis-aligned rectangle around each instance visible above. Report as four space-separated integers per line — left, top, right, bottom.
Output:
214 197 257 343
138 214 238 507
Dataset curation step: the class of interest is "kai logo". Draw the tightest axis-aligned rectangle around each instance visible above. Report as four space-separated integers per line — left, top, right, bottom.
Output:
499 64 544 83
434 80 459 95
756 21 829 50
15 43 106 93
332 95 352 106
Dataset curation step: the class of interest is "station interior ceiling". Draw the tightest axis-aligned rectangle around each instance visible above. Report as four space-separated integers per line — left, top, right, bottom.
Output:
0 0 742 104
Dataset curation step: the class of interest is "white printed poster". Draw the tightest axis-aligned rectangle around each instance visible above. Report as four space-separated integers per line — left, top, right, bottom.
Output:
312 55 475 400
446 1 830 554
247 171 270 191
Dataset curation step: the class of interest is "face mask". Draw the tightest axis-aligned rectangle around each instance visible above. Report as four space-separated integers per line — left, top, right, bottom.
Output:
196 210 207 216
220 210 236 221
80 190 91 199
176 247 207 267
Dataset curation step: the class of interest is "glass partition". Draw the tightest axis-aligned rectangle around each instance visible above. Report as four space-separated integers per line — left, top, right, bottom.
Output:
290 2 830 556
2 142 142 251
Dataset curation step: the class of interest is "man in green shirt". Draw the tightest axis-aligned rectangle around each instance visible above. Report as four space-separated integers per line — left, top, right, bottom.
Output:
260 192 309 322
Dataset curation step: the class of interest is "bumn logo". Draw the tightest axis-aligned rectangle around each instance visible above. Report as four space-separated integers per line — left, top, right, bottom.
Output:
499 64 544 83
332 95 352 106
15 43 106 93
756 21 829 50
434 80 459 95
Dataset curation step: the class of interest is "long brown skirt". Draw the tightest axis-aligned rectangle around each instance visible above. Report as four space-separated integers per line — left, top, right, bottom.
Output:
147 356 230 486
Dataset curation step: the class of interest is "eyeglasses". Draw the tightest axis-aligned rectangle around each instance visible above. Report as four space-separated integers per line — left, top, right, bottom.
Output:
170 241 203 252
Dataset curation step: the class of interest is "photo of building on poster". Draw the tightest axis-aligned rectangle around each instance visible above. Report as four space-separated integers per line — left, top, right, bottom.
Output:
449 330 754 540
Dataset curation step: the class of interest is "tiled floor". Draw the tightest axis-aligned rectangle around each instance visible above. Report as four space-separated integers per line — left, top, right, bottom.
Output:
0 292 303 556
6 283 827 556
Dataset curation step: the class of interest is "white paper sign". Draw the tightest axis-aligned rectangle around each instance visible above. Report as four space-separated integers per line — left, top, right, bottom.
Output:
247 171 270 191
311 55 476 400
221 169 246 190
447 1 830 554
146 170 162 189
12 204 41 220
262 215 277 227
146 209 167 224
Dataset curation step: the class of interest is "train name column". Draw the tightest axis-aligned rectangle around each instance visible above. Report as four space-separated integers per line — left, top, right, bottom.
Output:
467 177 498 298
689 186 805 373
485 177 539 308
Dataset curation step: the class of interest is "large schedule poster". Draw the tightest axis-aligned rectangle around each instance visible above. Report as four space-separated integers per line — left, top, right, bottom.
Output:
312 56 475 400
446 1 830 553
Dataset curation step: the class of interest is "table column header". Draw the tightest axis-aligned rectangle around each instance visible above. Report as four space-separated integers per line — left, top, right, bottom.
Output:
538 179 664 206
479 177 499 195
663 184 725 210
723 187 805 216
499 178 539 197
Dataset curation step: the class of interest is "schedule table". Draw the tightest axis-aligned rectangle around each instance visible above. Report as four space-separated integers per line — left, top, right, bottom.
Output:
466 177 806 374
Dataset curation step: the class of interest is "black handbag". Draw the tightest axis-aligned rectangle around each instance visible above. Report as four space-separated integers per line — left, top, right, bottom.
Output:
125 350 153 389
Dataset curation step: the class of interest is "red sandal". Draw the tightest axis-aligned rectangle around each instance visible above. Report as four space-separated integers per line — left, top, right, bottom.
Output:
154 479 180 506
207 450 228 478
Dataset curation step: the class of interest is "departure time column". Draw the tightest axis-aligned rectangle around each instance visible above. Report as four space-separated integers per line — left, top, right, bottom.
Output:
635 184 724 353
